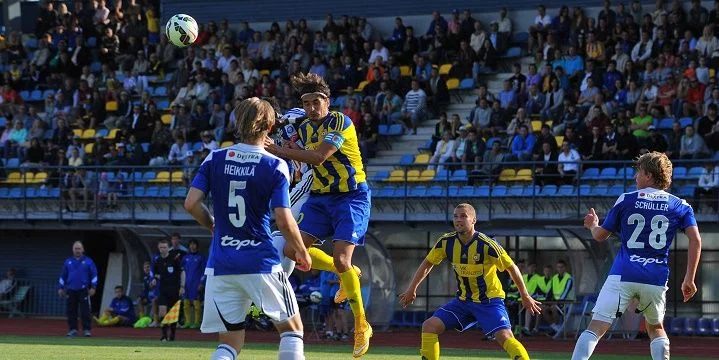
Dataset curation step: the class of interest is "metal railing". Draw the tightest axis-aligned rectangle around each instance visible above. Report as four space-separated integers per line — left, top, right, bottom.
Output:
0 159 717 223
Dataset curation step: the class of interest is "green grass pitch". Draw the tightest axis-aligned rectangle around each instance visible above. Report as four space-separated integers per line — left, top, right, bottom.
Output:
0 336 698 360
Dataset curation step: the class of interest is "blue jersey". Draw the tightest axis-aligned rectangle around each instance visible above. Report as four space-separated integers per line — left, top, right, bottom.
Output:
191 143 292 276
602 187 696 286
181 252 206 287
110 295 136 320
58 256 98 290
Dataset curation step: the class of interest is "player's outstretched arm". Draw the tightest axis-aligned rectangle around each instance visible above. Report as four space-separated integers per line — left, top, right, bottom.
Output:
275 207 311 272
264 135 338 166
584 208 611 242
184 187 215 231
682 225 702 302
397 259 434 308
507 264 542 315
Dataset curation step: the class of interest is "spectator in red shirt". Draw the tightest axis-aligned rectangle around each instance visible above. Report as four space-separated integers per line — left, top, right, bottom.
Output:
685 76 706 114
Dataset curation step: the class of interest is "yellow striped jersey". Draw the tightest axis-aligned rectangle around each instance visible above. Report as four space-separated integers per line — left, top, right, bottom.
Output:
426 231 514 302
296 111 366 193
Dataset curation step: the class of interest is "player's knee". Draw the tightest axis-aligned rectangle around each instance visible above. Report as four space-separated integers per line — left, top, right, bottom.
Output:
332 253 352 272
646 321 666 338
421 317 444 334
276 314 303 333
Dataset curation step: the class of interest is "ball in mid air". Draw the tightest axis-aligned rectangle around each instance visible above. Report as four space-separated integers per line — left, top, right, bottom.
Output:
166 14 198 48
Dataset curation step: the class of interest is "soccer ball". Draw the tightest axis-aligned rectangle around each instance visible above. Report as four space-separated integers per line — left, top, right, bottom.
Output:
309 291 322 304
165 14 198 48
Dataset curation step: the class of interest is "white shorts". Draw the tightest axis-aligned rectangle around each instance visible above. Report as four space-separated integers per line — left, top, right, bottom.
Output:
200 272 299 333
591 275 668 325
289 171 313 220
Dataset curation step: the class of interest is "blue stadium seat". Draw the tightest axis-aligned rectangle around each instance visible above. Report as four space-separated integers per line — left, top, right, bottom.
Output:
154 86 167 97
581 168 600 180
19 91 30 101
30 89 41 102
369 171 389 182
697 318 712 336
145 87 155 97
512 32 529 44
458 78 475 90
669 317 685 336
392 187 407 197
132 186 144 197
6 158 20 168
598 167 617 179
687 167 704 179
0 188 8 198
142 172 156 182
491 185 507 197
557 185 576 196
678 117 694 128
374 185 394 198
457 185 474 197
590 184 608 196
104 172 115 182
435 169 450 181
540 185 557 196
96 128 109 138
607 184 624 197
475 186 490 197
378 124 389 135
673 166 687 179
87 36 97 47
417 138 433 153
408 186 426 198
42 89 55 99
192 142 203 152
90 61 102 73
506 185 524 197
36 187 50 198
427 185 445 198
49 187 60 198
449 169 467 182
713 150 719 161
0 117 6 128
43 129 54 140
682 318 698 336
158 186 171 197
398 154 414 166
522 185 539 196
677 185 695 198
655 118 672 129
663 316 673 331
617 167 635 180
141 143 150 152
25 38 38 49
144 186 160 197
130 171 144 182
156 100 170 110
387 124 404 136
270 69 281 79
8 188 21 198
24 188 37 198
502 46 522 58
579 184 591 196
485 137 501 149
712 319 719 336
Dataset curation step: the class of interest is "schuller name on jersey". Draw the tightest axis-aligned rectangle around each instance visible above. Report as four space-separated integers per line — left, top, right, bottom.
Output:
635 191 670 211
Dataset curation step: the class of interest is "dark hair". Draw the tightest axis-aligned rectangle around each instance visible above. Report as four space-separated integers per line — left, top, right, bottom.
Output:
158 239 170 246
171 232 181 239
290 72 331 100
189 239 199 247
557 260 567 266
114 285 124 291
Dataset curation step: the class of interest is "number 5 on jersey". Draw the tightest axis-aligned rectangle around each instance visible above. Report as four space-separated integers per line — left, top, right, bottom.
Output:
229 180 247 227
627 213 669 250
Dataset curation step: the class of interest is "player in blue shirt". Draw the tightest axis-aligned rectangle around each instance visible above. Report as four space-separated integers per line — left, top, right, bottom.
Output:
94 285 136 326
58 241 98 337
572 152 702 360
180 239 206 329
184 97 311 360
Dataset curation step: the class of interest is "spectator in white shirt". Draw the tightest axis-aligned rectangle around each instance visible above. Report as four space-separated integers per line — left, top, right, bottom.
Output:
528 5 552 52
557 141 580 184
631 31 653 64
217 46 237 73
694 163 719 212
428 131 456 172
401 79 427 135
168 135 190 165
368 41 389 65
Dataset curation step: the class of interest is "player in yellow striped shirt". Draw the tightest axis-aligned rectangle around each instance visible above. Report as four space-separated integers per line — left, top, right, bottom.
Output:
398 204 542 360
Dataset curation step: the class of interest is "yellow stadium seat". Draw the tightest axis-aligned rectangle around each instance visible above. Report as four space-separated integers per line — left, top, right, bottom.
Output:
4 172 22 184
446 78 460 91
419 169 436 181
545 121 553 128
105 101 118 112
105 128 119 140
32 172 48 184
555 135 564 145
406 169 421 182
400 65 411 77
387 169 406 182
81 129 96 139
439 64 452 76
161 114 172 125
531 120 542 133
72 129 83 138
414 153 430 165
151 171 170 183
515 169 533 181
356 81 368 92
221 141 233 148
171 171 184 183
84 143 94 154
259 69 270 77
498 169 516 182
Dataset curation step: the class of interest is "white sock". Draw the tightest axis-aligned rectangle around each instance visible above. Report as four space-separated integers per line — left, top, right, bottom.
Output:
278 331 304 360
571 330 600 360
650 336 670 360
210 344 237 360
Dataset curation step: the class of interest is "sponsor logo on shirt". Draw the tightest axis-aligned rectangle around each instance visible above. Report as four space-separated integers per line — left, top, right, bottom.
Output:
637 192 669 202
225 151 262 164
629 254 666 266
281 124 299 143
220 235 262 250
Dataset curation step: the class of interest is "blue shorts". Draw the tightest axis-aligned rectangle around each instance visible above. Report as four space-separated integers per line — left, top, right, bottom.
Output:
298 183 371 246
433 298 511 335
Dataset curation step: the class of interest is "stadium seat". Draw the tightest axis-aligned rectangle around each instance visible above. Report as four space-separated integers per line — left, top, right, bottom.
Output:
557 185 576 196
144 186 160 197
20 91 30 102
0 117 6 128
408 185 426 197
598 167 617 179
151 171 171 183
438 64 452 76
507 185 524 197
270 70 281 79
157 100 170 110
446 78 459 91
369 171 389 182
657 117 674 129
540 185 557 196
105 101 118 112
414 153 430 165
486 137 501 149
3 172 22 184
449 169 467 182
172 187 187 198
498 169 516 182
192 142 203 152
406 170 421 182
531 120 542 133
682 318 698 336
579 184 591 196
515 169 533 181
72 129 83 138
158 186 171 197
673 166 687 179
581 168 600 180
590 184 608 196
678 117 694 128
434 169 450 181
6 158 20 168
458 185 475 197
669 317 685 335
154 86 168 97
142 172 156 182
491 185 507 197
220 141 233 148
512 32 529 44
458 78 475 90
141 143 150 152
170 171 184 183
400 66 411 77
697 318 712 336
475 186 490 197
387 169 406 182
42 89 55 99
607 184 625 197
87 36 97 47
30 90 42 101
687 167 704 179
419 169 436 181
677 185 695 198
712 318 719 336
96 128 109 138
377 124 389 135
0 188 8 199
356 81 368 92
84 143 94 154
81 129 96 139
398 154 414 166
555 135 564 145
105 129 119 140
374 186 395 198
90 61 102 73
259 69 270 77
387 124 403 136
161 114 172 125
617 167 635 180
502 47 522 58
417 138 433 153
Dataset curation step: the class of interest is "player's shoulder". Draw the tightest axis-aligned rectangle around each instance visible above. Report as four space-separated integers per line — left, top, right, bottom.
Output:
476 232 505 255
435 231 457 245
327 111 354 131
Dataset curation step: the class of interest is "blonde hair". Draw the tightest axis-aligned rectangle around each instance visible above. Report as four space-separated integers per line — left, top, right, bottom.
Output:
455 203 477 218
233 97 275 142
636 151 673 190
